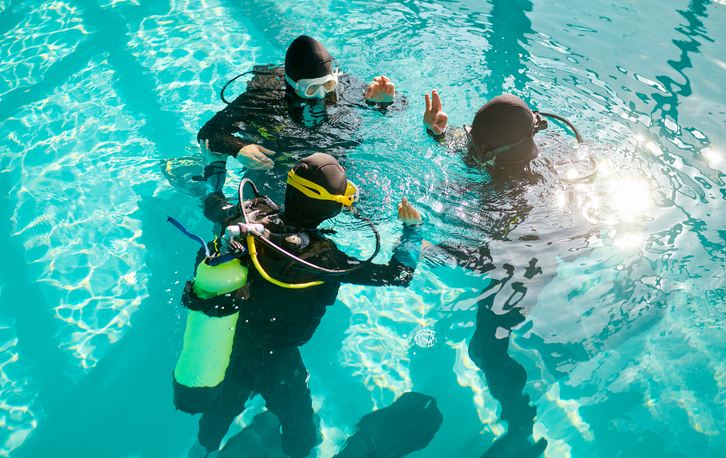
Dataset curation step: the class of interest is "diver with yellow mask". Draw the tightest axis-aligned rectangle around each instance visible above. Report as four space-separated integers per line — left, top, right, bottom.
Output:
171 152 422 458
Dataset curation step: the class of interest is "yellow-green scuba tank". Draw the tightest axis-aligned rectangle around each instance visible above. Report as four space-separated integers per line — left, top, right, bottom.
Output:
173 258 248 414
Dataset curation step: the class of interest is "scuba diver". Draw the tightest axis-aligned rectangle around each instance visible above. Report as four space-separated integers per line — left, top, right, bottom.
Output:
417 92 597 457
171 152 423 458
422 91 596 184
196 35 400 175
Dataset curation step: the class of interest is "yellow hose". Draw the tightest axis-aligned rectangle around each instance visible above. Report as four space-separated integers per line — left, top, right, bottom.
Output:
246 235 324 289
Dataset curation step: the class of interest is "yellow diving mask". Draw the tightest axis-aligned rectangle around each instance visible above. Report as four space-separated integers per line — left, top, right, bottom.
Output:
286 169 359 207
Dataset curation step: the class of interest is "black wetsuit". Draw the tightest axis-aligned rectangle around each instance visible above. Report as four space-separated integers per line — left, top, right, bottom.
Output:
197 65 404 200
191 190 421 456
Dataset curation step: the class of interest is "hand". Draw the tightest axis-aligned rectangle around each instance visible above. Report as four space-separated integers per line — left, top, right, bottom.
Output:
423 90 448 135
199 139 227 164
364 75 395 103
397 197 422 226
236 144 276 170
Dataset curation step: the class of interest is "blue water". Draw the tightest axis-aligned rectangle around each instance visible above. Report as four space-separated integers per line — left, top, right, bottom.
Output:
1 0 724 457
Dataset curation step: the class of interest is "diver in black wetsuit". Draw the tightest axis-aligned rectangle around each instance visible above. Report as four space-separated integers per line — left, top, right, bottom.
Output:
418 94 562 457
196 35 400 186
184 153 423 458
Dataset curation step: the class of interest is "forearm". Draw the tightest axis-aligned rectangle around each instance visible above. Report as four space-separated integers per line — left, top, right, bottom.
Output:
341 225 423 287
197 95 251 157
203 191 239 224
198 126 249 158
201 159 237 224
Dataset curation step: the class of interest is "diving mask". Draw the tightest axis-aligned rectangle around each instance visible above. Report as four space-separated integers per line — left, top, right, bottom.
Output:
286 169 359 207
285 70 339 99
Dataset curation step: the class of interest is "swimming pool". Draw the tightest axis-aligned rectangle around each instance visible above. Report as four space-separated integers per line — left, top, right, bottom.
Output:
0 0 724 456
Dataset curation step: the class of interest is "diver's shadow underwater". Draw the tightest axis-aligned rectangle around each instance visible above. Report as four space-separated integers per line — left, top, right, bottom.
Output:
217 391 443 458
470 279 547 458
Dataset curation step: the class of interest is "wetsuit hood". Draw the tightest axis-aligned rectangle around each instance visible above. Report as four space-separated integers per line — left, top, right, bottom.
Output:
284 153 347 228
470 94 539 164
285 35 334 82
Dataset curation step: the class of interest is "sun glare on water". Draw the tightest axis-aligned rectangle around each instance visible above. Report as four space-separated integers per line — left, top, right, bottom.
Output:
607 177 653 221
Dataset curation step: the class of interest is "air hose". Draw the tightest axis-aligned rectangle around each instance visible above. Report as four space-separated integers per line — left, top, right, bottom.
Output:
237 178 381 288
538 112 598 182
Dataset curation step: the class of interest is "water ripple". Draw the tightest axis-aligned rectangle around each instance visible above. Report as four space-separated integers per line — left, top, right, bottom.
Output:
1 59 163 372
0 0 87 99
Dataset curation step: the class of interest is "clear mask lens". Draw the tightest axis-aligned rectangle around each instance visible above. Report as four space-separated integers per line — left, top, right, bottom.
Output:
295 71 339 99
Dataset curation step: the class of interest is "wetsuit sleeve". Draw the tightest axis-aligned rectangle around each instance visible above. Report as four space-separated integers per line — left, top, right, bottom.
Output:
428 126 470 157
332 225 423 287
203 191 240 225
198 67 284 156
197 158 234 224
197 96 251 158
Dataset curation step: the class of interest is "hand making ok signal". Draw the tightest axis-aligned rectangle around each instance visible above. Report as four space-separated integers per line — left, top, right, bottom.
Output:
423 90 448 135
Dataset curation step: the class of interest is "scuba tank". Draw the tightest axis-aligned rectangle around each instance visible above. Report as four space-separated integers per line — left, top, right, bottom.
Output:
172 254 248 414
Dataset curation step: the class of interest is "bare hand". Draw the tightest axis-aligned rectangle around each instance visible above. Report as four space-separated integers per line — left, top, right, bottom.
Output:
199 139 227 164
236 144 276 170
423 90 448 135
397 197 422 225
364 75 395 103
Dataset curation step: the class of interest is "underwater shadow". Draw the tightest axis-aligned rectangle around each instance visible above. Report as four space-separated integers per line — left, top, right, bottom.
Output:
0 173 75 411
216 391 443 458
651 0 712 126
484 0 534 94
13 192 196 458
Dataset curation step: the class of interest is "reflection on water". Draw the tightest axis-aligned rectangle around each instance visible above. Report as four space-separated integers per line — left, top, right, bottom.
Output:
1 59 158 373
0 1 87 100
0 0 724 456
485 0 534 94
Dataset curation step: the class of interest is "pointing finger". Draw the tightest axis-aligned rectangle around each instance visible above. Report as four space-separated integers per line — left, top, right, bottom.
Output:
424 93 432 112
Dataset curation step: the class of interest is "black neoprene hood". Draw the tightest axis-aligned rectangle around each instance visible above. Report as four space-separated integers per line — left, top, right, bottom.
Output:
284 35 334 82
284 153 347 228
470 94 539 163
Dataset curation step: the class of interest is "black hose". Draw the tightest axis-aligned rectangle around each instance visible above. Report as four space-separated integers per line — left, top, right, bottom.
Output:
220 70 255 105
536 113 598 182
538 112 584 144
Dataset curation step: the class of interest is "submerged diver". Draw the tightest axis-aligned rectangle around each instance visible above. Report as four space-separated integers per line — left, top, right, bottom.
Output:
174 152 423 458
197 34 399 174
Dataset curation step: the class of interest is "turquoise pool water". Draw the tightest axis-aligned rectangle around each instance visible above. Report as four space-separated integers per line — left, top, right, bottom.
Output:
1 0 724 456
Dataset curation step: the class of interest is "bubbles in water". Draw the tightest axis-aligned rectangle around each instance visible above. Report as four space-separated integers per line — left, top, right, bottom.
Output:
412 327 437 348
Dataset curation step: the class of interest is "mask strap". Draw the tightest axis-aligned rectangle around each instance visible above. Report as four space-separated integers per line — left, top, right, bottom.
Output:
287 171 355 206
